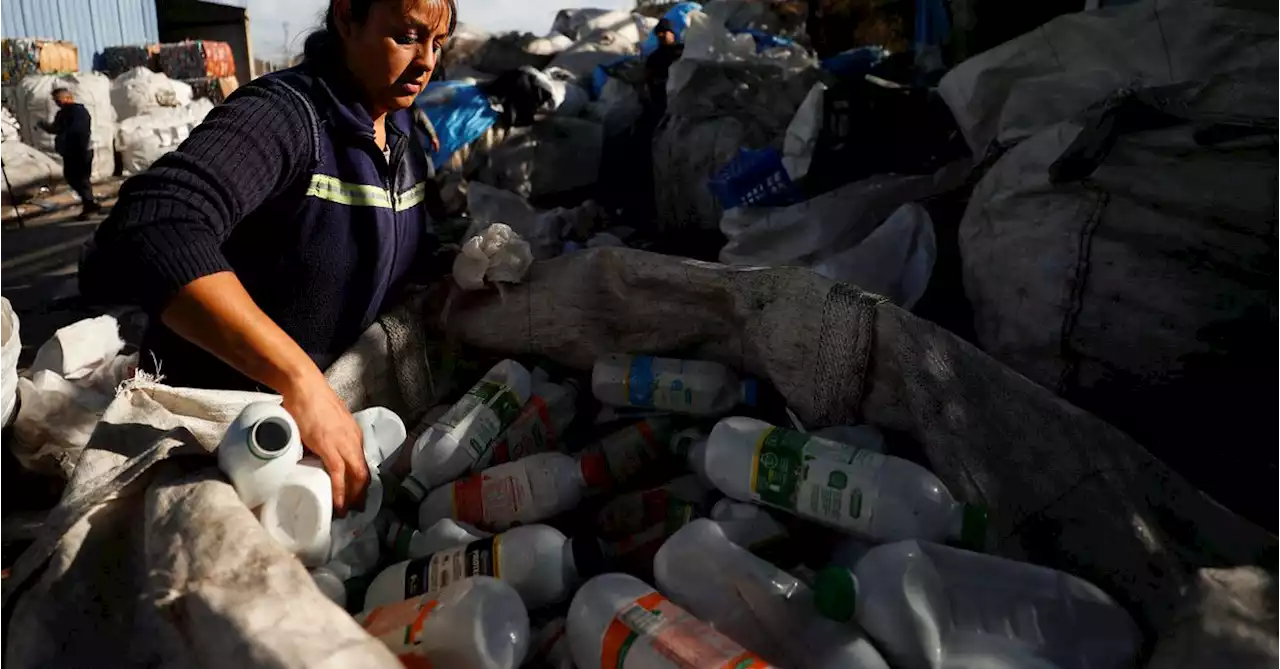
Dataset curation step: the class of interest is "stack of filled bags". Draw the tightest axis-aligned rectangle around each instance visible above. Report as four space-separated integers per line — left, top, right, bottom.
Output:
109 67 214 175
1 38 78 83
98 44 160 78
0 105 61 197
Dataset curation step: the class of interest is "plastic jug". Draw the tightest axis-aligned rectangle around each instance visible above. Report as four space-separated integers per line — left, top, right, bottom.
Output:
813 541 1143 669
698 416 986 544
364 524 606 610
358 576 529 669
654 519 889 669
384 517 489 561
404 360 532 502
576 417 675 492
592 354 757 415
483 371 579 468
216 402 304 508
567 573 777 669
419 452 590 532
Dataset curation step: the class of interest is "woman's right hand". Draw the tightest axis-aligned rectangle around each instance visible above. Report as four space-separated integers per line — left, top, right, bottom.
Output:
281 370 369 516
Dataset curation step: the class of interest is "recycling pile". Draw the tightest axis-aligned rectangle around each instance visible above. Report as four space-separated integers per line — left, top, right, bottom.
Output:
98 44 160 78
1 38 79 83
216 353 1144 669
154 40 236 80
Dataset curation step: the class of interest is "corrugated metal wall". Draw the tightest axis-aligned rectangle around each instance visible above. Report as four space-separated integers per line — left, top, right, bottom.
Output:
1 0 160 73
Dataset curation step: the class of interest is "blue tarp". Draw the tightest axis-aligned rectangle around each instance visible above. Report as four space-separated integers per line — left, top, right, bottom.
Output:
415 81 500 166
640 2 702 57
819 46 890 78
730 28 795 54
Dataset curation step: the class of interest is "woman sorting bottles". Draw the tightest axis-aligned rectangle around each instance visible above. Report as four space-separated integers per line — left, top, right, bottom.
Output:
80 0 457 514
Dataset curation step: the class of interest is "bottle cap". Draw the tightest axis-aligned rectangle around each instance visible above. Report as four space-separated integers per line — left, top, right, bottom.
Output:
959 504 989 551
569 534 609 580
813 566 859 623
741 379 758 407
669 428 705 458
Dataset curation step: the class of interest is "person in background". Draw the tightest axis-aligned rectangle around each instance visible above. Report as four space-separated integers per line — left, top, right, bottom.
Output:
643 19 685 118
38 87 101 220
79 0 457 514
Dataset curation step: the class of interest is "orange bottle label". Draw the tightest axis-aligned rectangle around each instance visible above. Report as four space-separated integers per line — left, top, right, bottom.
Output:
600 592 773 669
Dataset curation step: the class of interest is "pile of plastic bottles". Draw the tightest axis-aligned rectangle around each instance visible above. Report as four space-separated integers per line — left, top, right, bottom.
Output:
217 353 1143 669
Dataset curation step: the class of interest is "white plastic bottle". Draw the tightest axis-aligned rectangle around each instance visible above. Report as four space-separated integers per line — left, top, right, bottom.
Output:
419 451 588 532
592 353 757 415
699 416 986 544
708 499 789 552
217 401 304 508
404 359 533 501
358 576 530 669
483 372 579 468
364 524 604 610
384 517 489 561
813 541 1143 669
311 527 383 608
568 573 776 669
654 519 889 669
576 417 675 492
259 459 334 566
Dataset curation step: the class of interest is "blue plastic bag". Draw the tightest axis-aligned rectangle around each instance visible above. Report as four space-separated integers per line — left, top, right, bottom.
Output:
819 46 890 78
591 56 638 99
415 81 500 165
730 28 795 54
640 2 702 57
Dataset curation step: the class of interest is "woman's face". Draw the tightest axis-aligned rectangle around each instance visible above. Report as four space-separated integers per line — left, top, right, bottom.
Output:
337 0 452 116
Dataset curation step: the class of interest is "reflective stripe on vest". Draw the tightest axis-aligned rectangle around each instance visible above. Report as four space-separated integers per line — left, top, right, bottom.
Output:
305 174 427 211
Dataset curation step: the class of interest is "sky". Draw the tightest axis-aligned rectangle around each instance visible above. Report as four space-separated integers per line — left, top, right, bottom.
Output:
248 0 633 62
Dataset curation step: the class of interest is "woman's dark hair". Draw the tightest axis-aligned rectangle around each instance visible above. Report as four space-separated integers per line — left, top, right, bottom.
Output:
304 0 458 62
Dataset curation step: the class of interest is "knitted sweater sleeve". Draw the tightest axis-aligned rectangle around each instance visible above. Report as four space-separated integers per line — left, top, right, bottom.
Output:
80 83 313 314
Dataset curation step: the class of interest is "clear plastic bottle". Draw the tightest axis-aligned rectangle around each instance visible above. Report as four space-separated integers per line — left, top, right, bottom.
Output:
592 354 757 415
654 519 889 669
483 372 579 468
699 416 986 544
813 541 1142 669
384 517 489 561
310 528 382 608
567 573 777 669
418 452 588 532
708 499 789 552
363 524 605 610
358 576 530 669
576 417 675 493
404 360 533 502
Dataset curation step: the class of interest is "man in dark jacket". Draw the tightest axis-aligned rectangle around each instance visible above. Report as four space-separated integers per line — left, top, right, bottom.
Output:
38 87 100 219
644 19 685 118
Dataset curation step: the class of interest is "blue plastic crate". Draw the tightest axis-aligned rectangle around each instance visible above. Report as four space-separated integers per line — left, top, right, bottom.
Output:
708 148 802 210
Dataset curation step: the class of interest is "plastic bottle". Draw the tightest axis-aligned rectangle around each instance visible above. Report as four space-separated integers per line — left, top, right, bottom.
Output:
384 517 489 561
708 499 789 552
358 576 530 669
419 452 590 532
654 519 889 669
592 354 757 415
217 401 304 508
576 417 675 492
698 416 986 544
259 459 334 566
567 573 776 669
310 528 382 608
363 524 605 610
596 475 712 539
404 360 533 502
813 541 1143 669
482 371 579 468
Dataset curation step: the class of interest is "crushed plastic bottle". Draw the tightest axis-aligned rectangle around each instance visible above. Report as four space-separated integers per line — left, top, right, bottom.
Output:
592 354 757 415
418 452 589 532
482 370 579 468
698 416 986 544
384 517 489 561
311 528 382 608
813 541 1143 669
364 524 606 610
654 518 889 669
403 360 533 505
576 417 675 492
358 576 529 669
568 573 777 669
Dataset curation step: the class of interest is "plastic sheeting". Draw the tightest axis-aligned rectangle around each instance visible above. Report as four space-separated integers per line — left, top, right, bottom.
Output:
415 81 500 166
